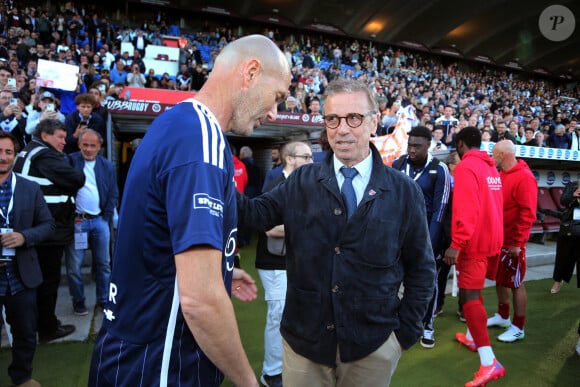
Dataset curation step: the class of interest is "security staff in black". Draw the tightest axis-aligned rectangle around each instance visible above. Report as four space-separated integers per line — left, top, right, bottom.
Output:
13 119 85 343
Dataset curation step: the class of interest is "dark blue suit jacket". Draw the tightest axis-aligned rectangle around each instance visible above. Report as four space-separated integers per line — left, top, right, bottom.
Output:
69 152 119 223
11 175 55 288
238 144 435 365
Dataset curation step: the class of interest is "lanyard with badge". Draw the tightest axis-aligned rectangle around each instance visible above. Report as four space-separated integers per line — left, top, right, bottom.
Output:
0 174 16 260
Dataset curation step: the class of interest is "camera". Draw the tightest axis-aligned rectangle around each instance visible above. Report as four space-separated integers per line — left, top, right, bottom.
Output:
46 103 55 111
7 78 16 87
80 121 88 126
10 97 18 106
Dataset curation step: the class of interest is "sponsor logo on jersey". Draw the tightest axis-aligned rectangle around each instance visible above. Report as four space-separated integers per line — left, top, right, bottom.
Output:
193 193 224 217
487 175 502 191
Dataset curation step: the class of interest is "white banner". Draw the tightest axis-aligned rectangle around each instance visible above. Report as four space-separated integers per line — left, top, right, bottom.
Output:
36 59 79 91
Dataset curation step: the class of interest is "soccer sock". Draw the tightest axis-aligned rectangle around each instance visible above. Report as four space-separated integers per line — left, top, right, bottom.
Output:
513 315 526 330
464 299 491 348
498 302 510 319
477 346 496 366
466 328 473 341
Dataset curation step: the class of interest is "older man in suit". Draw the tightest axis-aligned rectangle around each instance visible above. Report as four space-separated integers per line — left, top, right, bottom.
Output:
0 131 54 387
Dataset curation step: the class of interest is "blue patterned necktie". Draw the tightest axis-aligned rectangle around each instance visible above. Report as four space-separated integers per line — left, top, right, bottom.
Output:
340 167 358 219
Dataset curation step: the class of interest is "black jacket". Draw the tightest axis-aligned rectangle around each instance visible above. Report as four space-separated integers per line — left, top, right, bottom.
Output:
13 139 85 245
64 112 106 154
238 144 435 365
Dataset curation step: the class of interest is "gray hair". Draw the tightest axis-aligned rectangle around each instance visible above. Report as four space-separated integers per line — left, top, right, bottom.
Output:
322 78 378 113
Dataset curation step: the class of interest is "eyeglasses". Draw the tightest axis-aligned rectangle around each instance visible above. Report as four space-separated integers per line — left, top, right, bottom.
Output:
323 112 376 129
292 154 313 160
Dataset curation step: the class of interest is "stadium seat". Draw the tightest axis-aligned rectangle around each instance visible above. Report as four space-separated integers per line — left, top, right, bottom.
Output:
537 187 560 232
549 186 565 209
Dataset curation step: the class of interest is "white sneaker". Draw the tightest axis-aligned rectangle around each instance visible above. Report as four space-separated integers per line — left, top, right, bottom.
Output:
497 325 525 342
487 313 511 328
576 337 580 356
420 329 435 348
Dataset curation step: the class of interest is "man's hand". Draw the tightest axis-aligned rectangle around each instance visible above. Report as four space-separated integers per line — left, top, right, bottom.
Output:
507 246 521 259
40 110 57 121
0 232 26 248
443 246 459 266
12 105 22 120
73 122 87 138
231 268 257 302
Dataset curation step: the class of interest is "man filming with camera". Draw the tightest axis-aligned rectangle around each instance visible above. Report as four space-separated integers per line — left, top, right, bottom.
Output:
64 93 106 154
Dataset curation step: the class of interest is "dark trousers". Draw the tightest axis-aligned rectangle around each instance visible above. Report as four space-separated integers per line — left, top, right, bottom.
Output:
552 234 580 287
1 287 38 384
36 245 65 335
436 258 451 309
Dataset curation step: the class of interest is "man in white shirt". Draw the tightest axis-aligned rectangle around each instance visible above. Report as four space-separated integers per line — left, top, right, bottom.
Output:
65 129 118 315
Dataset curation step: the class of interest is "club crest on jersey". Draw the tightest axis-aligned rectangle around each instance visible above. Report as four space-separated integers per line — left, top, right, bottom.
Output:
193 193 224 217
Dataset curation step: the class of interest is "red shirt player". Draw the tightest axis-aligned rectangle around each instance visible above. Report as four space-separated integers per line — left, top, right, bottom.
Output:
487 140 537 342
444 127 506 387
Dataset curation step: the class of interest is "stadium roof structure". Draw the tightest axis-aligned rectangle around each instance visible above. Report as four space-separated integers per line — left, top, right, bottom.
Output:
188 0 579 79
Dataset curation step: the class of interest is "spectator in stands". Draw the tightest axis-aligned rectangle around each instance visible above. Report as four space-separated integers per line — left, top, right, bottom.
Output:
132 29 149 57
99 68 110 84
430 125 448 152
491 122 516 143
144 68 157 88
191 43 203 65
126 64 146 88
87 85 109 123
64 93 106 154
535 131 546 147
109 58 128 85
0 89 27 150
308 96 322 114
522 127 538 146
436 106 459 145
118 51 133 72
571 123 580 151
131 49 146 74
98 45 116 70
176 69 192 91
547 124 572 149
481 127 493 143
190 63 207 91
0 67 13 90
25 91 65 137
279 95 302 113
148 27 163 46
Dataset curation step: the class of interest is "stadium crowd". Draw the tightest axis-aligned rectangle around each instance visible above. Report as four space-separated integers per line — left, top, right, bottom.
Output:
0 1 578 154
